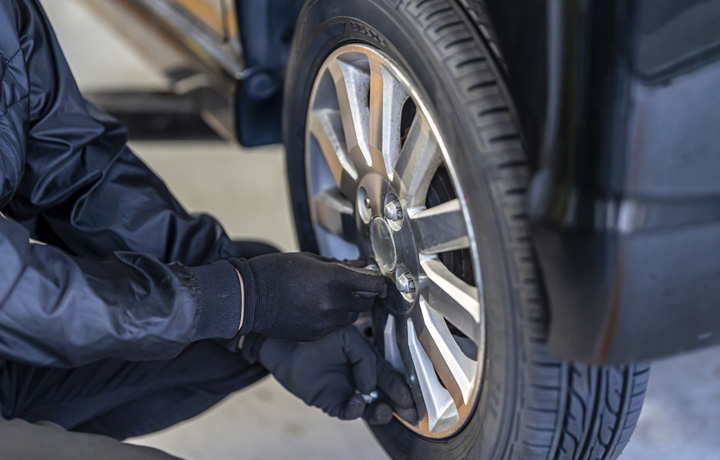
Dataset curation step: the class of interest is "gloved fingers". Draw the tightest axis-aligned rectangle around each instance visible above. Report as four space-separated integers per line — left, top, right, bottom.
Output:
342 328 378 394
346 294 378 313
304 253 372 270
363 402 394 425
352 281 388 300
301 252 339 263
340 259 369 268
255 336 297 371
377 358 415 410
342 259 387 299
335 264 385 290
337 393 367 420
334 263 378 276
320 310 359 335
394 406 419 424
352 289 382 299
346 312 360 325
375 357 419 424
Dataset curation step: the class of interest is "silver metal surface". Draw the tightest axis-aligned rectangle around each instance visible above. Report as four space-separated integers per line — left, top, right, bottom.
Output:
383 316 405 373
305 44 485 438
406 318 459 433
396 272 415 294
383 200 403 222
370 218 397 274
355 389 381 405
364 262 381 273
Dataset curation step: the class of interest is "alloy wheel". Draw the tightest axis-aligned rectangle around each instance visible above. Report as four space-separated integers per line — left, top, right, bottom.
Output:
305 44 485 438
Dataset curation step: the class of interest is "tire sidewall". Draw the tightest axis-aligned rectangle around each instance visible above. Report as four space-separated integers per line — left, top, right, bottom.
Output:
284 1 525 459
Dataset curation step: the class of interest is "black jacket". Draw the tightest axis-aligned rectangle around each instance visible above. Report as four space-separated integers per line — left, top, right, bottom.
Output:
0 0 247 368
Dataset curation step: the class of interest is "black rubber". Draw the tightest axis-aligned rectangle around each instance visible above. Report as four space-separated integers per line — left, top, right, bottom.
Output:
283 1 649 459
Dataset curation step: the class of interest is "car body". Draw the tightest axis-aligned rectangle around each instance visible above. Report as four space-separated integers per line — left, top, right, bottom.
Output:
84 0 720 366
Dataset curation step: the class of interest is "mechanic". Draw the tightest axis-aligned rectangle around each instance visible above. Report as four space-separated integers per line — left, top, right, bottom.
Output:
0 1 417 458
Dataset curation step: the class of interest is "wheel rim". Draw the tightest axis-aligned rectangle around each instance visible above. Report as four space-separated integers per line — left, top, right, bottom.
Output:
305 44 485 438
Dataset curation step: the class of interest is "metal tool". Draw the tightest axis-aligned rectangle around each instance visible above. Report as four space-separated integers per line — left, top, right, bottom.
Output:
364 261 381 273
355 389 380 405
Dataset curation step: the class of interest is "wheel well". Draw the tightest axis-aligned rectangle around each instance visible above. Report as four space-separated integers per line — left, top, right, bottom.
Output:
235 0 306 147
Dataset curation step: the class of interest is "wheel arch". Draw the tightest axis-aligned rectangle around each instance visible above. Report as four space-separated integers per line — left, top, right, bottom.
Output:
479 0 720 365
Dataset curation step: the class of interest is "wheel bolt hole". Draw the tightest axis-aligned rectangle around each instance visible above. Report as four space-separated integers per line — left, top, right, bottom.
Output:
357 186 373 224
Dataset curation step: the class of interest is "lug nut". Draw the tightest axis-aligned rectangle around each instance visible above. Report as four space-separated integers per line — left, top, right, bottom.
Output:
384 200 403 222
364 197 372 209
396 272 415 294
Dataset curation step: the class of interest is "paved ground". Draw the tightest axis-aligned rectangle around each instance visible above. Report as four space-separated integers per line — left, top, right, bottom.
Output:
40 1 720 459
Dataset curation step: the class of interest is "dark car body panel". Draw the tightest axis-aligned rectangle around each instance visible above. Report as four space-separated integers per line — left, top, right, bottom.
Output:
485 0 720 363
235 0 305 146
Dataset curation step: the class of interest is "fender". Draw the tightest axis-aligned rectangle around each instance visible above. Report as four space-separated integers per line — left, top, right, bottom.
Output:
483 0 720 364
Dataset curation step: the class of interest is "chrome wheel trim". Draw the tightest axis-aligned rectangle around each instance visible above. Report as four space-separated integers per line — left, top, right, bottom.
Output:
304 44 486 438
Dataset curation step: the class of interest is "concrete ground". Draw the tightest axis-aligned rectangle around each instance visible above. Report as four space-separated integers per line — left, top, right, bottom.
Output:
39 1 720 459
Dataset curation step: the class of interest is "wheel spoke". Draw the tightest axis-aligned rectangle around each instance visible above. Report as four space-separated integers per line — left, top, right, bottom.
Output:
394 114 442 208
307 108 358 196
406 317 460 433
312 188 354 238
369 58 408 178
383 315 406 373
421 258 481 342
327 58 372 169
417 299 477 406
411 199 470 254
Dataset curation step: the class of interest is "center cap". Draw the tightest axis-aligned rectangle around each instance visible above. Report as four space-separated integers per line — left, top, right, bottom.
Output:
370 217 397 273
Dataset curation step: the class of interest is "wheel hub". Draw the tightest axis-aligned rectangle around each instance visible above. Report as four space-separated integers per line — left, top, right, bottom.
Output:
357 174 420 313
369 217 397 273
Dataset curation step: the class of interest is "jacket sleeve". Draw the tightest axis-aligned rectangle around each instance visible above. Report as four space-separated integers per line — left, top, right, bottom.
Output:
0 1 243 367
5 0 243 267
0 214 243 368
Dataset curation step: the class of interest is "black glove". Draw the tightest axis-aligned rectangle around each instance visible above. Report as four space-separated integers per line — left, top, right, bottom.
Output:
230 253 386 341
243 327 418 424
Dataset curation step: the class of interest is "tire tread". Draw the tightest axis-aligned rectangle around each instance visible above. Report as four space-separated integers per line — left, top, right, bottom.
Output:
399 1 649 459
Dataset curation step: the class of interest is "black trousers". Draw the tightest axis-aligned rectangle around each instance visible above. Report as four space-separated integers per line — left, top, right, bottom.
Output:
0 339 268 441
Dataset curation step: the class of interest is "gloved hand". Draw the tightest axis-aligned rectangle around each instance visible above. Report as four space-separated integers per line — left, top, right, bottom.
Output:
230 253 386 342
243 326 418 424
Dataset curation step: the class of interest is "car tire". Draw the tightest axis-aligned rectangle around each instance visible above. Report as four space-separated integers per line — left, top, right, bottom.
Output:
283 1 650 459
